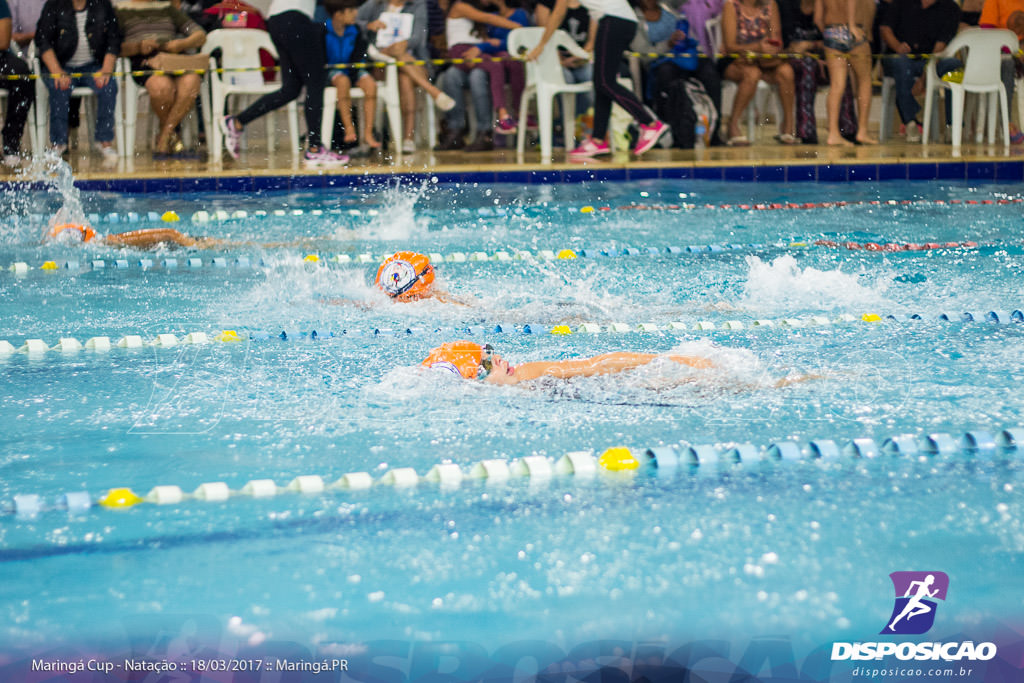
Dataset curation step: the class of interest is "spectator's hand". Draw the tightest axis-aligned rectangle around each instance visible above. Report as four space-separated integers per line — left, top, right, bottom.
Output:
162 38 184 53
850 25 866 43
486 38 501 47
670 29 687 43
94 72 110 89
368 20 385 31
140 38 161 55
525 45 543 61
759 38 780 55
896 41 912 54
53 71 71 90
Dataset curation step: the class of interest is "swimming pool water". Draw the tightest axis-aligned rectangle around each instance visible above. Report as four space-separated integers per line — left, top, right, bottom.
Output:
1 172 1022 678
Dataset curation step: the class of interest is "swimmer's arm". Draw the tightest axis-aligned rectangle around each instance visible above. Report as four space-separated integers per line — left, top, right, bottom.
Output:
320 297 374 310
103 229 223 249
513 352 713 382
429 290 472 306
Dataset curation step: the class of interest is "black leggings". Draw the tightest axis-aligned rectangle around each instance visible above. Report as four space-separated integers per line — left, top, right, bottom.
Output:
592 15 654 140
0 52 35 155
237 10 327 148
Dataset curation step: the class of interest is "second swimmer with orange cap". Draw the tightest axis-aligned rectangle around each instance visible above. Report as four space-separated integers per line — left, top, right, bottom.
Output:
421 340 715 385
47 223 223 249
373 251 469 304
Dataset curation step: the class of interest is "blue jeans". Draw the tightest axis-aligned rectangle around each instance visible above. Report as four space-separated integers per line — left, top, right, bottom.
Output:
439 66 491 135
43 61 118 146
883 55 961 125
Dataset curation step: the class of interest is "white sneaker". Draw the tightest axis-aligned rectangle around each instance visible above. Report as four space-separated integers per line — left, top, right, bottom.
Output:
95 142 118 161
905 121 922 143
401 138 416 153
434 92 456 112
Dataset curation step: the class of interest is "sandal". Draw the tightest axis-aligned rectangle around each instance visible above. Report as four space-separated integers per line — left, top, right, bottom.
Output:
726 135 750 147
775 133 800 145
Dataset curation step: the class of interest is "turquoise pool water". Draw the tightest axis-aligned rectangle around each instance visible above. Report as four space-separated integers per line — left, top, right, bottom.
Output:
0 169 1022 680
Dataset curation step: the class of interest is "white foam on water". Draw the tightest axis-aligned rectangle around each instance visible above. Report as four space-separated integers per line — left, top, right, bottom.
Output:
740 255 889 313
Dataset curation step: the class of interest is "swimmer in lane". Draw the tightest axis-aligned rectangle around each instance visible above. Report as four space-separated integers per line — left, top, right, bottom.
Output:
46 222 321 250
324 252 471 306
422 341 819 386
888 574 939 631
421 340 713 384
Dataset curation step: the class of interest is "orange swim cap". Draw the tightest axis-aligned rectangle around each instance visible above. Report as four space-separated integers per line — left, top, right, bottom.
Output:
422 340 493 379
47 223 97 243
375 252 435 300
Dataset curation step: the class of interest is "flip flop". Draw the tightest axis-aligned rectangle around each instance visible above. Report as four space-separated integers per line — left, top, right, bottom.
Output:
726 135 750 147
774 133 800 145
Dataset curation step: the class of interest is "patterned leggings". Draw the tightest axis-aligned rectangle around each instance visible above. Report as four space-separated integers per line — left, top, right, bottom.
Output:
790 56 856 144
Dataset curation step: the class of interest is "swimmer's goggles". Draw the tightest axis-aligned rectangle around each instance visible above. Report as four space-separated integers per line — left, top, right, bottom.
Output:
477 344 495 379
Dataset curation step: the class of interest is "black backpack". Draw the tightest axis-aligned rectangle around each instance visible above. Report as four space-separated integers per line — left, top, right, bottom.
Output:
654 77 717 149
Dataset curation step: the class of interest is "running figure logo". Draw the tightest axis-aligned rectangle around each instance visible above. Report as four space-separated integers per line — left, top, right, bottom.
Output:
881 571 949 635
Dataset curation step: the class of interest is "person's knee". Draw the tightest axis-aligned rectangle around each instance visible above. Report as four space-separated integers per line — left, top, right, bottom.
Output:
776 63 794 85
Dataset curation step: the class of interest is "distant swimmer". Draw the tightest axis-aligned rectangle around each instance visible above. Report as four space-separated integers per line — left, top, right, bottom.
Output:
888 574 939 632
325 252 471 306
46 222 319 250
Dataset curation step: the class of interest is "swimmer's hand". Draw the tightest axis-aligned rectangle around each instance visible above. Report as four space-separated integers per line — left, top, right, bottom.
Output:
773 372 825 388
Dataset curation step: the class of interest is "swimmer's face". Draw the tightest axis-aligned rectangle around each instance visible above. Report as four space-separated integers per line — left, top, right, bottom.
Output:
482 353 515 384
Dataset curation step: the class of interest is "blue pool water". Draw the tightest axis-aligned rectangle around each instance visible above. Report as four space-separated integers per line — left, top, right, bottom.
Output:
1 168 1022 678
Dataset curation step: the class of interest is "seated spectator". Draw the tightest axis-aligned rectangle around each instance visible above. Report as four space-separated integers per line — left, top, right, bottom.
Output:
116 0 207 157
35 0 122 159
720 0 798 145
0 0 35 165
535 0 595 121
637 0 723 146
879 0 960 142
446 0 525 135
435 65 494 150
358 0 456 153
324 0 379 151
814 0 875 144
978 0 1024 143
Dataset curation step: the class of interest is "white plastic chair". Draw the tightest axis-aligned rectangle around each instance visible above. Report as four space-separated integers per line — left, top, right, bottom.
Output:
508 27 592 161
202 28 300 162
923 28 1018 148
119 57 204 158
706 15 779 142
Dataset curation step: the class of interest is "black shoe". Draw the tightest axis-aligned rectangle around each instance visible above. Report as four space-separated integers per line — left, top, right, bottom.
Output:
435 130 466 151
465 132 494 152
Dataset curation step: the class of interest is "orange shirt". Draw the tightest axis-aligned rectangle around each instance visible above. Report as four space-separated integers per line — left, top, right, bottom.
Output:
979 0 1024 28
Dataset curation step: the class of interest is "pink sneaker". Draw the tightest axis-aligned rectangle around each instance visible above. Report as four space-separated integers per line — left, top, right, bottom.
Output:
633 120 669 155
568 138 610 158
494 118 517 135
303 147 349 167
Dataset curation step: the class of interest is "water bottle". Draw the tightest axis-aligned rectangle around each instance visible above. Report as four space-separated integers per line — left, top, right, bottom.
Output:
694 113 708 150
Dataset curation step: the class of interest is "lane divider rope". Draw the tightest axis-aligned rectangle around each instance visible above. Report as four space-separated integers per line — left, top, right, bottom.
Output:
5 240 996 276
12 195 1023 232
2 310 1021 357
3 426 1021 518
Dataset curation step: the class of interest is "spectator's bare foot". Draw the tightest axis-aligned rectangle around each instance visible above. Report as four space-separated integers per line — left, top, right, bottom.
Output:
826 133 852 146
343 130 357 144
365 132 381 149
856 133 878 145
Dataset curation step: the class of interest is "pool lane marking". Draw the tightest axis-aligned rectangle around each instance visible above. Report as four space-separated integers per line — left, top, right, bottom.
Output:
7 239 1000 276
2 310 1023 357
14 196 1024 231
3 427 1021 517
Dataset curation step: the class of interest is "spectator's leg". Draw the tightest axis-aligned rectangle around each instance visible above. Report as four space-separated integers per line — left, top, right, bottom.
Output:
146 75 176 152
356 74 380 147
0 53 34 156
45 75 71 147
884 55 923 125
722 62 761 141
397 71 416 142
849 44 875 144
160 73 202 149
764 61 795 137
823 52 849 145
332 73 358 143
790 57 818 143
87 70 119 145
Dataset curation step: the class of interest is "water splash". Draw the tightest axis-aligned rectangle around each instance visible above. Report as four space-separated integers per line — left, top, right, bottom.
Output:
740 254 888 313
29 154 87 237
343 180 433 241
